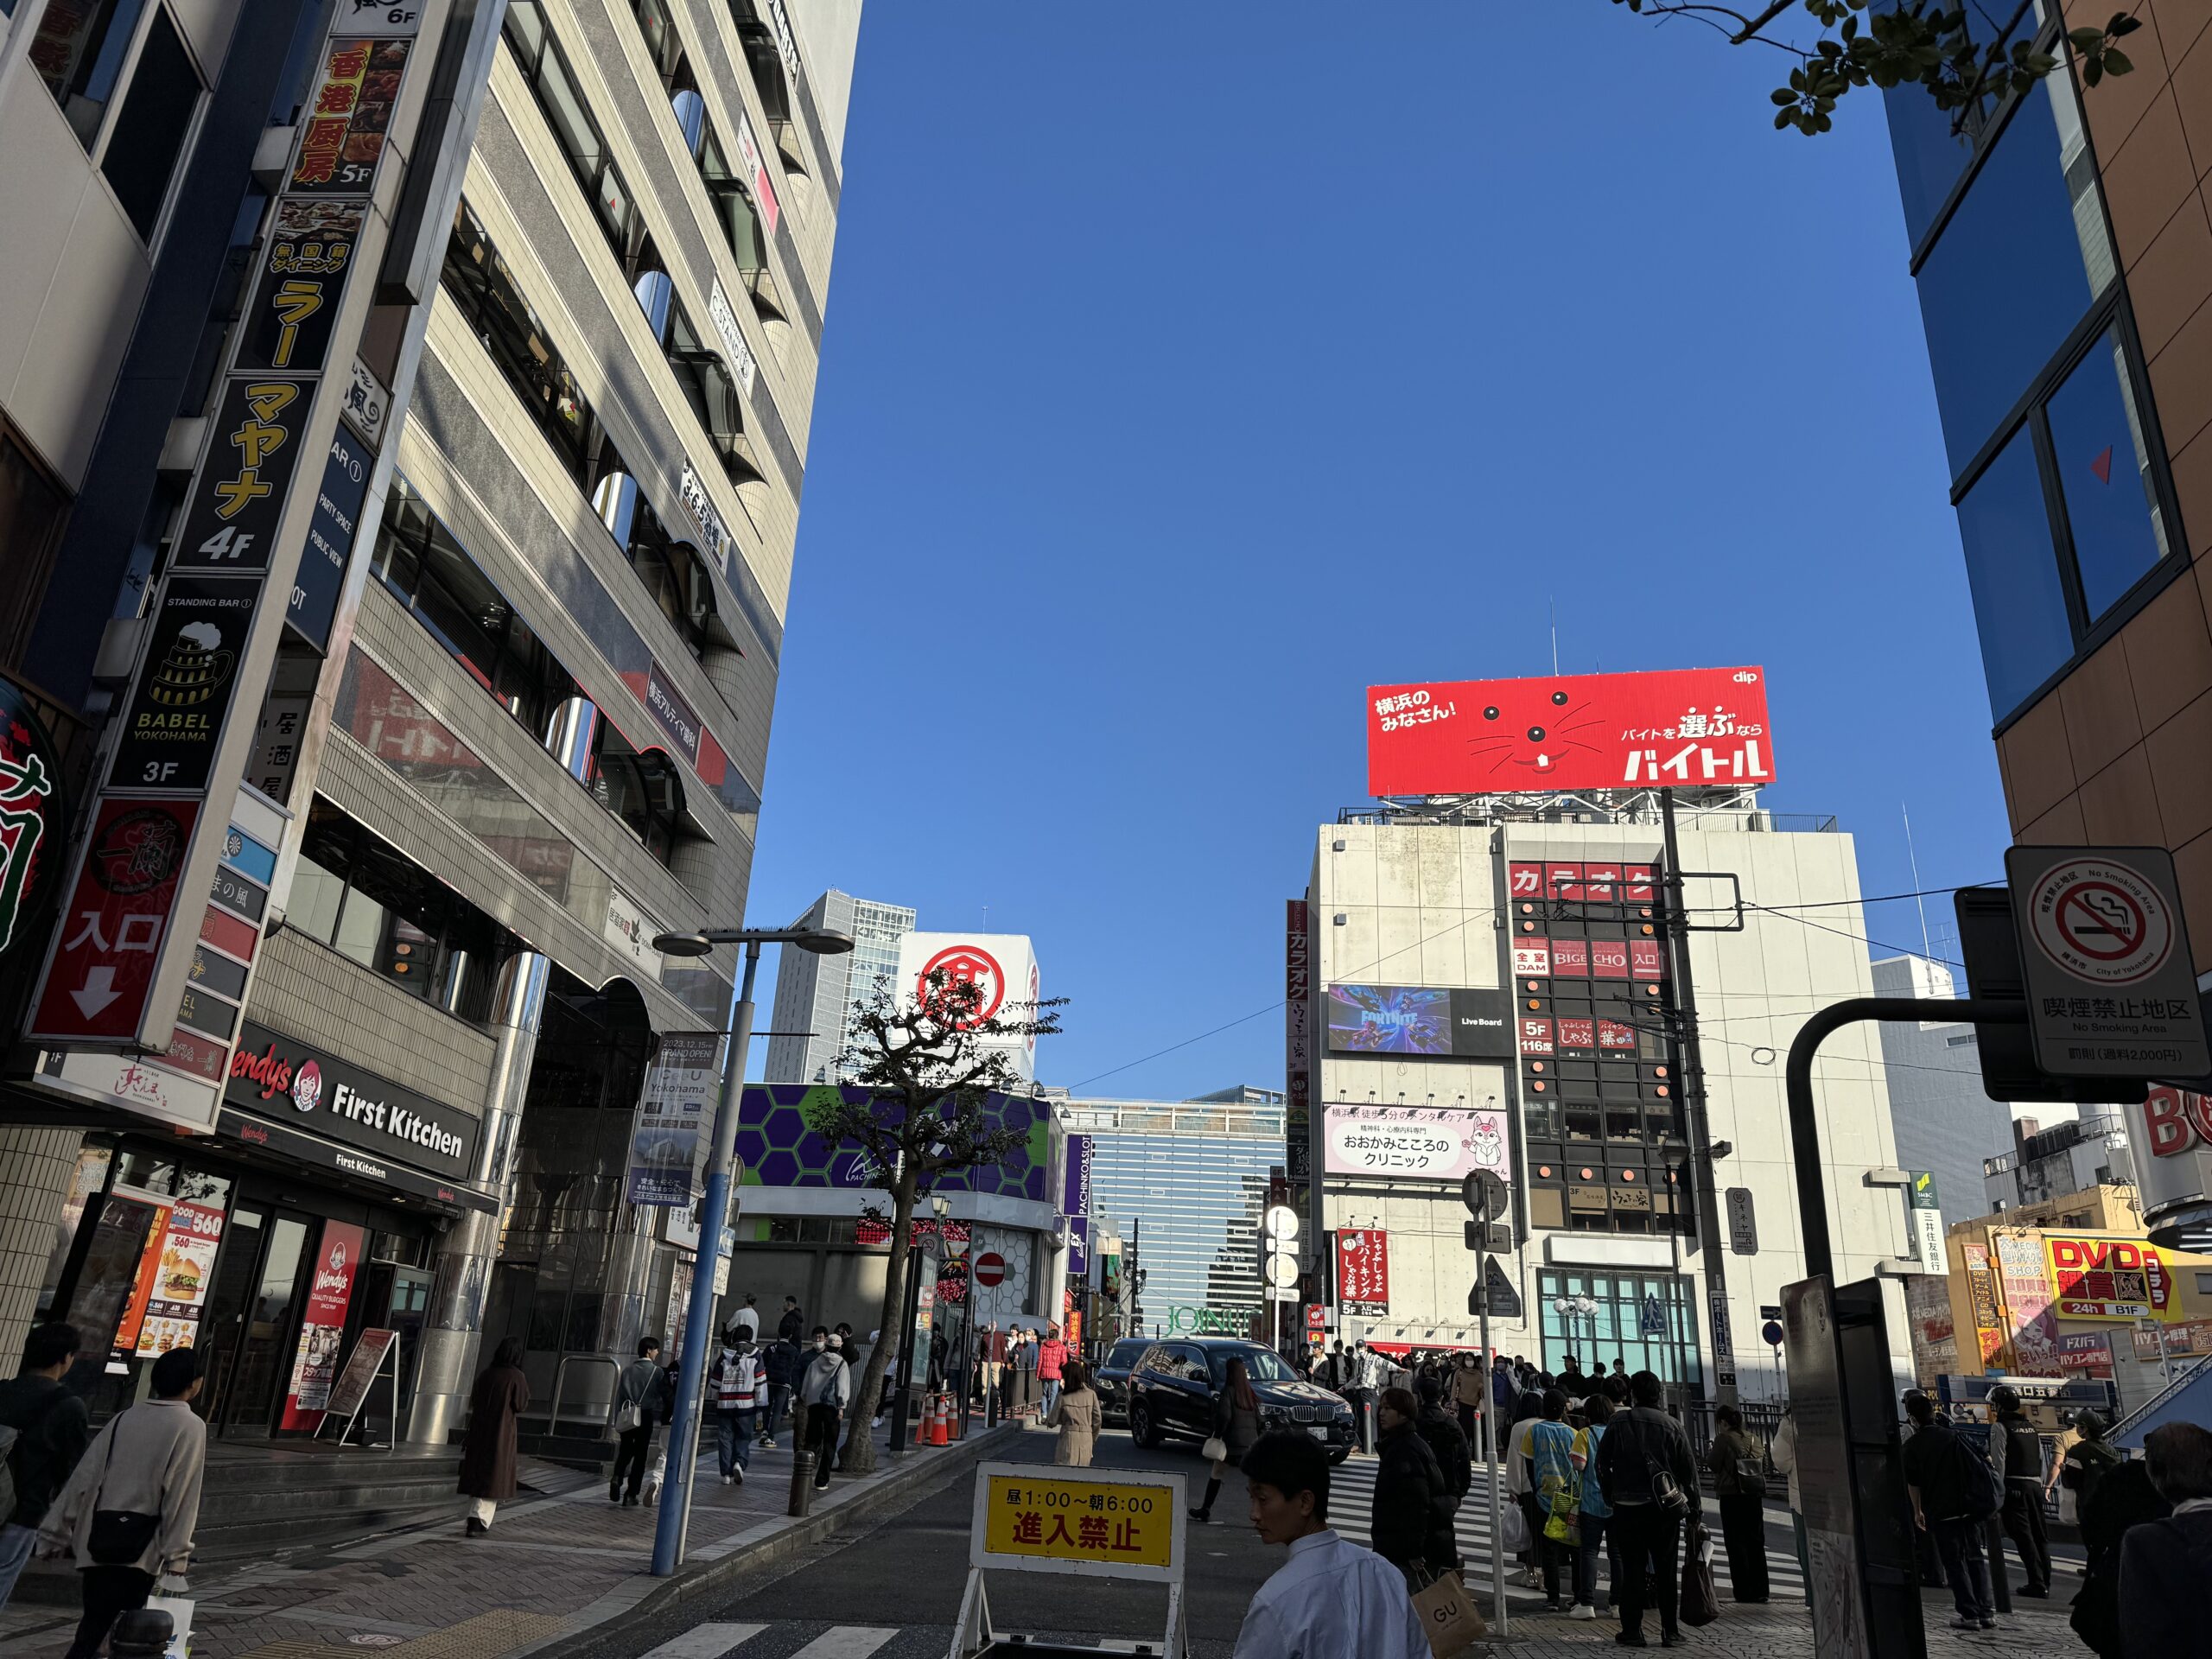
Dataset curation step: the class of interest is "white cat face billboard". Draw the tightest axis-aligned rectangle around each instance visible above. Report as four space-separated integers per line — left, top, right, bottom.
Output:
1322 1104 1510 1184
893 931 1040 1084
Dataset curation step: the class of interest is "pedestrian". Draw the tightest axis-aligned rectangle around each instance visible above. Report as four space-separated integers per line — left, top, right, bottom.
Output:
2069 1458 2170 1658
1344 1342 1379 1454
1371 1386 1456 1583
1192 1355 1263 1522
730 1293 760 1344
1046 1358 1101 1467
0 1322 90 1611
761 1332 799 1448
1770 1405 1808 1584
1491 1352 1519 1417
1595 1369 1697 1649
1900 1392 1995 1630
777 1294 804 1346
1231 1430 1427 1658
1558 1354 1587 1400
2115 1421 2212 1658
1414 1375 1472 1528
1899 1389 1948 1590
1522 1388 1579 1611
709 1326 760 1486
1568 1391 1615 1620
39 1346 205 1659
2059 1408 2121 1521
1988 1384 2052 1598
457 1336 527 1536
1707 1404 1770 1603
607 1337 666 1507
1451 1352 1485 1446
1611 1358 1627 1382
1037 1324 1068 1417
798 1326 850 1490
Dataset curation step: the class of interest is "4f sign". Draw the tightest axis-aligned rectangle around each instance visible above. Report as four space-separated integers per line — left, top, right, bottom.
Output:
2007 845 2209 1079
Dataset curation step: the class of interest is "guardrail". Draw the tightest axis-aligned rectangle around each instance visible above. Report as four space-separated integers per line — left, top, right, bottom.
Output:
547 1352 623 1438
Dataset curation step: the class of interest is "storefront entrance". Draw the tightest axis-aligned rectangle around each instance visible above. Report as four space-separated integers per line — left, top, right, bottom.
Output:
200 1205 315 1435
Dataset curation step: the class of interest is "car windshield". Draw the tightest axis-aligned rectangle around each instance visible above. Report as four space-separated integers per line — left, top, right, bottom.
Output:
1210 1346 1295 1385
1109 1342 1144 1367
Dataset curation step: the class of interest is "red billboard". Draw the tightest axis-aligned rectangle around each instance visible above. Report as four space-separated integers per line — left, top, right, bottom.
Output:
1368 667 1776 798
1335 1228 1389 1315
29 798 201 1042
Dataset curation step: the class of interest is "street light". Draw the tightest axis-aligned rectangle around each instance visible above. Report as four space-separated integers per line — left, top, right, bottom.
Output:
651 923 852 1577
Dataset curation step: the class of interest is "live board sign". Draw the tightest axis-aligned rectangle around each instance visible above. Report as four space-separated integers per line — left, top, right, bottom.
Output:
2005 845 2209 1077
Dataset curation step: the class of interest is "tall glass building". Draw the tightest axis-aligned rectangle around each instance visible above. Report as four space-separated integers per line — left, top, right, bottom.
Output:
765 889 917 1083
1062 1093 1286 1338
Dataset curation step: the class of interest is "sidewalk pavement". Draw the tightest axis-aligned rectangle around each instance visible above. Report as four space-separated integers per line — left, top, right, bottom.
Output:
1485 1586 2086 1658
0 1408 1016 1659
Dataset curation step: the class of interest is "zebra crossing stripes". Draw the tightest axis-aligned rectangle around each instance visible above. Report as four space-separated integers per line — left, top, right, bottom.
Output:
638 1624 770 1659
638 1627 900 1659
788 1630 899 1658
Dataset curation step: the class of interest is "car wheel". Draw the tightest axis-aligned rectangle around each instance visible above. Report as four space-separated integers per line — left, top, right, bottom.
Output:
1130 1401 1162 1448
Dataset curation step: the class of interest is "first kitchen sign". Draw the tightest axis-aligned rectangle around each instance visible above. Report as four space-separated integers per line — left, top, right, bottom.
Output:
2006 845 2209 1079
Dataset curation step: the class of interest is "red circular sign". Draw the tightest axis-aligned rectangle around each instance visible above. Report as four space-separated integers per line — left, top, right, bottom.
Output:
973 1251 1007 1287
918 944 1007 1026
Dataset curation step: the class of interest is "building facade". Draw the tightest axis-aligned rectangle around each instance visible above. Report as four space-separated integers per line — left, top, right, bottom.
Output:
1984 1112 2137 1213
1877 6 2212 1249
1300 796 1914 1401
0 0 865 1448
764 887 916 1083
1058 1093 1286 1339
1869 953 2023 1229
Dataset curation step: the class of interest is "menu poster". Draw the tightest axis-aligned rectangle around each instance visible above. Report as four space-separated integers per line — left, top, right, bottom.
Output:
133 1199 226 1357
280 1221 365 1430
111 1203 173 1356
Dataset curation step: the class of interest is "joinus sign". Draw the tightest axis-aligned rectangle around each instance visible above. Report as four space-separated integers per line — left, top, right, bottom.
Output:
226 1021 480 1180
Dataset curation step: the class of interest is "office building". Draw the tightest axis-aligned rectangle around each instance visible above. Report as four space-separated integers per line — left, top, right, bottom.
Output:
1869 954 2021 1229
1875 9 2212 1247
1985 1113 2138 1213
765 887 917 1082
0 0 865 1456
1059 1093 1286 1338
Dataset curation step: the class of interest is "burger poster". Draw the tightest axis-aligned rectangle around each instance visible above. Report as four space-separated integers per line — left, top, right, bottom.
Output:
280 1222 365 1431
132 1199 225 1357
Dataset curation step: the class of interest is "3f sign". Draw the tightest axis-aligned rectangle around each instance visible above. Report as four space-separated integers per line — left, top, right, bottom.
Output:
139 763 180 785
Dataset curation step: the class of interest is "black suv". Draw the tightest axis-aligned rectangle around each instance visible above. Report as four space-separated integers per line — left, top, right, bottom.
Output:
1125 1338 1354 1464
1095 1338 1149 1427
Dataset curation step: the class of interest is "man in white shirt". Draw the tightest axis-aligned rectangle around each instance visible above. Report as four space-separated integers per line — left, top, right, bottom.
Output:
1233 1430 1427 1659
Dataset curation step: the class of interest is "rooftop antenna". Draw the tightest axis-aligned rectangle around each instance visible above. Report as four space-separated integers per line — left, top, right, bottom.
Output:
1550 598 1560 677
1903 802 1934 968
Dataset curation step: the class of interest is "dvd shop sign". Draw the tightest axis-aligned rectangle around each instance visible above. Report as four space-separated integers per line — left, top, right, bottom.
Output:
226 1021 479 1180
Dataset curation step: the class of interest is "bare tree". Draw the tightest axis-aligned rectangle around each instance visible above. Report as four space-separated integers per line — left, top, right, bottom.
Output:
806 968 1062 1475
1607 1 2139 134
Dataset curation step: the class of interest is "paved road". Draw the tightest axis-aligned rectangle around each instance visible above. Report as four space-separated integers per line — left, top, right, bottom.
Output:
593 1421 2094 1659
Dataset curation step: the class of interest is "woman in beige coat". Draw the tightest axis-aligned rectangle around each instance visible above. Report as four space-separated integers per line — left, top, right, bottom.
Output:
1046 1359 1102 1466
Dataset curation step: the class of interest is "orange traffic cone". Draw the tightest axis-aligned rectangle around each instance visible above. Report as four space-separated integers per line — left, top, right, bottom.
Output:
930 1392 950 1446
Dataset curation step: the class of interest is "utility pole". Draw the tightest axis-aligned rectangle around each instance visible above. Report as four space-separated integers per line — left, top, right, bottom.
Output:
1661 788 1737 1405
1461 1169 1512 1636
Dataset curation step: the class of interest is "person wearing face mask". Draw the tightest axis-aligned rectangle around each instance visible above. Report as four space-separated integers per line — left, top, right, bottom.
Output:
798 1327 851 1491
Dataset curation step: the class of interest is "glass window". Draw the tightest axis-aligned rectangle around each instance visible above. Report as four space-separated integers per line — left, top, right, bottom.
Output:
504 1 644 264
1957 425 2074 720
698 123 766 273
1914 78 2115 479
665 294 755 486
286 852 346 943
2045 329 2170 620
32 0 153 149
632 0 682 82
98 6 199 240
589 720 683 864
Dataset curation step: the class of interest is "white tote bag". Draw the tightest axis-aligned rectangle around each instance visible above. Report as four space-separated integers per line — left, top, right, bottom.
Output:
146 1592 194 1659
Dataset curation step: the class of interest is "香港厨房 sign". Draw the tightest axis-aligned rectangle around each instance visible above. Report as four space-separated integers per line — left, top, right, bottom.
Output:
1367 666 1776 798
1321 1105 1510 1184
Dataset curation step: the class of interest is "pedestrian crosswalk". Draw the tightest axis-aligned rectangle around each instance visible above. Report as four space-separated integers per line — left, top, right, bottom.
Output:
1319 1459 1808 1610
640 1626 770 1659
639 1625 901 1659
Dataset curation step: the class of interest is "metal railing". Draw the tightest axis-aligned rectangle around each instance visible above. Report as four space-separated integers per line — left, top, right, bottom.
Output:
1681 1400 1787 1494
546 1353 622 1438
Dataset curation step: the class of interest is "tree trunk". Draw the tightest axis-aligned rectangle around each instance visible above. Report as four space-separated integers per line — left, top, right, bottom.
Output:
840 1168 918 1473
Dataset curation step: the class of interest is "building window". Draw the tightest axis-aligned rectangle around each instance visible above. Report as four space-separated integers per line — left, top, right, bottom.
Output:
440 200 603 488
0 434 72 674
371 474 583 741
2045 327 2170 617
630 0 684 85
730 2 791 125
1535 1269 1701 1394
31 0 155 148
697 120 767 274
626 495 715 657
504 1 647 272
96 5 200 240
288 798 518 1021
590 720 683 863
1957 425 2074 718
664 292 757 486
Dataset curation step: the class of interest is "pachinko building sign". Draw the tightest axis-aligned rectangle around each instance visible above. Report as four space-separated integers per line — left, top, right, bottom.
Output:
1367 666 1777 798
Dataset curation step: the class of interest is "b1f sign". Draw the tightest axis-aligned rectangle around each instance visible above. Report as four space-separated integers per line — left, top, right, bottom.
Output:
1367 666 1775 798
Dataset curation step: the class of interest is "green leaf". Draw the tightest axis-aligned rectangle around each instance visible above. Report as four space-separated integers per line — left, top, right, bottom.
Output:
1776 108 1795 129
1772 87 1799 104
2104 46 2134 75
2069 26 2105 47
2109 14 2142 38
2083 54 2105 86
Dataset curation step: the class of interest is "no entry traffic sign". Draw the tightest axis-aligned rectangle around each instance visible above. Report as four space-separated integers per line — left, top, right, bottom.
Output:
2007 845 2209 1078
972 1251 1007 1287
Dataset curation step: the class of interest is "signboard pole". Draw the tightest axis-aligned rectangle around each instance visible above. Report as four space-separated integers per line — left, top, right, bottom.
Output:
1480 1293 1505 1637
1662 789 1736 1402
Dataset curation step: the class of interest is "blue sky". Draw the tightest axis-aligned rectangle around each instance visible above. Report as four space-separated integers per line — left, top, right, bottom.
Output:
742 3 2012 1094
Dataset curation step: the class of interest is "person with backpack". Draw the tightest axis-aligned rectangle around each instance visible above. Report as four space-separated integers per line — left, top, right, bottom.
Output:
2059 1408 2121 1521
1569 1392 1617 1618
1594 1370 1698 1648
708 1327 761 1486
1707 1404 1770 1602
1900 1391 1999 1630
798 1327 851 1490
0 1323 90 1610
39 1346 207 1659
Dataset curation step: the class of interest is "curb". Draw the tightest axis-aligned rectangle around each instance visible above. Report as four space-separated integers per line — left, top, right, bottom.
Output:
517 1419 1027 1659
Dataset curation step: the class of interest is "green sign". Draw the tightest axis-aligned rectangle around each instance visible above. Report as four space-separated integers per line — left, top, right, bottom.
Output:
1164 1306 1246 1336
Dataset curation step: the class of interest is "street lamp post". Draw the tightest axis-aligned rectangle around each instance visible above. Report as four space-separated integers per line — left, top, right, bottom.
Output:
649 923 852 1579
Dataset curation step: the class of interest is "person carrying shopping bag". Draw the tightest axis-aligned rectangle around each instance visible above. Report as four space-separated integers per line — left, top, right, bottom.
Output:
1191 1355 1264 1522
40 1347 206 1659
1526 1389 1580 1613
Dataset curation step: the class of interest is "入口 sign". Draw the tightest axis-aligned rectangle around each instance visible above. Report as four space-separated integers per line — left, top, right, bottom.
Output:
2007 845 2209 1078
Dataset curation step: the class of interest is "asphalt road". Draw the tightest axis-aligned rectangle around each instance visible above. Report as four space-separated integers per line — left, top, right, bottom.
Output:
603 1421 1273 1659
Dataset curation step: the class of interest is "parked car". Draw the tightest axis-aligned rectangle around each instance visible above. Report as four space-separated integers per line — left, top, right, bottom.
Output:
1126 1338 1354 1464
1095 1338 1150 1427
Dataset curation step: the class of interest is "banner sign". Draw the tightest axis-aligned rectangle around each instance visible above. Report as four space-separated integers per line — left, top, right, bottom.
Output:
970 1465 1184 1584
281 1220 365 1430
286 426 373 652
2044 1234 2180 1322
132 1198 225 1357
226 1020 480 1181
1963 1242 2006 1365
1335 1227 1389 1315
29 798 200 1043
1321 1104 1510 1184
1368 666 1776 797
1994 1232 2061 1371
1285 900 1310 1184
626 1032 718 1205
2056 1330 2115 1376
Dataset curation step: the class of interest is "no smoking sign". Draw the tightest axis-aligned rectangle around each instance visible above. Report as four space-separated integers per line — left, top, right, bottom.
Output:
2008 845 2209 1079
